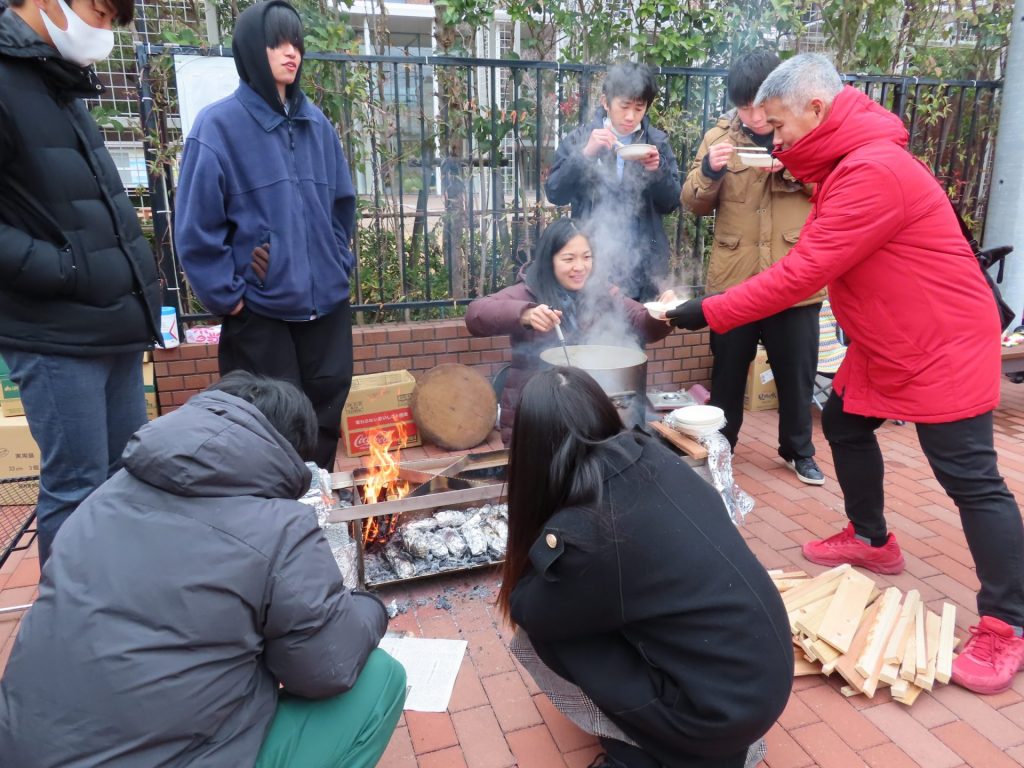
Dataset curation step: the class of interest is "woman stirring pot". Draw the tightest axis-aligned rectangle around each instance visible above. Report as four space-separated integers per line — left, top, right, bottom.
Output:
465 218 674 445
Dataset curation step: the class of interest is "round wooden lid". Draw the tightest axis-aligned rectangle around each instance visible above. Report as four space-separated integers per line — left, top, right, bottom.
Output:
411 364 497 450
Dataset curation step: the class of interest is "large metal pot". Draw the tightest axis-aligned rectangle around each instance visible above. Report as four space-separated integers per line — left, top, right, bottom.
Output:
539 344 647 428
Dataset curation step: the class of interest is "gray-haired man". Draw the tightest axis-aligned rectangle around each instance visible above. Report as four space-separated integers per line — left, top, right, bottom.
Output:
667 53 1024 696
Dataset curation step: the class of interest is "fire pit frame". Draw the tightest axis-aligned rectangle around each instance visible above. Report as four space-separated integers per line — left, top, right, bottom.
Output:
327 452 508 588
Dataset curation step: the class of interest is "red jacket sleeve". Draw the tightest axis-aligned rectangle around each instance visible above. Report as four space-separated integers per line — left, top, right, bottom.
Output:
703 157 907 333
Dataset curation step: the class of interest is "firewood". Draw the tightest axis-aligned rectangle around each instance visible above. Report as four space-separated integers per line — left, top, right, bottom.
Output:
935 603 957 684
854 587 902 680
794 657 820 676
782 564 851 612
914 611 942 691
833 601 882 693
811 638 841 669
879 662 901 685
899 633 917 683
769 569 808 580
774 578 810 592
795 596 833 639
883 589 920 664
915 601 927 675
789 594 834 635
894 681 925 706
839 685 859 697
816 570 877 653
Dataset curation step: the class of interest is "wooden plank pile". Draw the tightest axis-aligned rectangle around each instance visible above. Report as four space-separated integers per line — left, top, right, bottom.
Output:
770 565 960 705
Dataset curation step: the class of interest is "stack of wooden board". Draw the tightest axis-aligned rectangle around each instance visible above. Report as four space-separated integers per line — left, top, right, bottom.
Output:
770 565 960 705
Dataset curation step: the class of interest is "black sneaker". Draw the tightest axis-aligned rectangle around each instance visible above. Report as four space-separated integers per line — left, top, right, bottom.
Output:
786 457 825 485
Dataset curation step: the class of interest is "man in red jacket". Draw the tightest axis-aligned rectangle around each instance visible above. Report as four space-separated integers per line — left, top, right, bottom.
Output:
667 53 1023 695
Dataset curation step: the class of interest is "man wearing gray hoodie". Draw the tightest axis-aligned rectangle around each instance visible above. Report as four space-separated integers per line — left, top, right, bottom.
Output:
0 372 405 767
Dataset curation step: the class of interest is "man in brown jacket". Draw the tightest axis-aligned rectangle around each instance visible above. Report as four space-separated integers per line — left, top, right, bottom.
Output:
682 50 826 484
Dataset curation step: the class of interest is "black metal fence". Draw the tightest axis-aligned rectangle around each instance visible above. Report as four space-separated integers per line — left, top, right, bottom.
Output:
135 46 1002 324
0 477 37 571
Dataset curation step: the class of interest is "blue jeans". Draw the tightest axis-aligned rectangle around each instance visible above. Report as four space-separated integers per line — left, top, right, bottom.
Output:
1 350 147 566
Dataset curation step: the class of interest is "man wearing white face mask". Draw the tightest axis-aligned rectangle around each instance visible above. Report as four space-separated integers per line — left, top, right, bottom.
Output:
0 0 161 568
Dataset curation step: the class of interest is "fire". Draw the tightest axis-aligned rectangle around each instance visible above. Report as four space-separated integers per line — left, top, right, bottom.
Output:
361 423 410 546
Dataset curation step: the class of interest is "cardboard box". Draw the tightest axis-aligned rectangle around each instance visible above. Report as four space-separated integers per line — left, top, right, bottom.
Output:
0 412 40 481
341 370 420 458
0 354 23 418
0 357 156 421
744 347 778 412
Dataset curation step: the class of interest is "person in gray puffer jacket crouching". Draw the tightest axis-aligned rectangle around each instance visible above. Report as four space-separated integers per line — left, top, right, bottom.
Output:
0 371 406 768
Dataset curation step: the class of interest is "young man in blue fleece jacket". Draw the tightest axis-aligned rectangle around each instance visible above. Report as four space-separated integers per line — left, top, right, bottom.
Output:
175 0 356 469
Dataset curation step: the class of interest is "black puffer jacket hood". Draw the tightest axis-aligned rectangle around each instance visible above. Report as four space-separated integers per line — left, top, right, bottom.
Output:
231 0 305 115
123 389 312 500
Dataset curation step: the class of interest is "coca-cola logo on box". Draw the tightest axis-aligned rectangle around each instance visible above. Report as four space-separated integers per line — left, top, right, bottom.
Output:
349 424 418 453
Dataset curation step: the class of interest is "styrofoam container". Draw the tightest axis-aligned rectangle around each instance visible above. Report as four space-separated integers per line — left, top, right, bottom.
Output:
737 152 775 169
668 404 725 427
643 299 684 320
616 143 655 161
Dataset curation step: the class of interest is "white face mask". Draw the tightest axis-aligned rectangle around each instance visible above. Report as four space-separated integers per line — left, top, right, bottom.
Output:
39 0 115 68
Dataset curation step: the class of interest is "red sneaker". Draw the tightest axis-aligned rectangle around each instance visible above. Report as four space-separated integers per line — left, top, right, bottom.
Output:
801 523 905 575
951 616 1024 694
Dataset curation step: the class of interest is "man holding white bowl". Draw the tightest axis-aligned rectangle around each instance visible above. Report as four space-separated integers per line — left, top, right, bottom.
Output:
681 49 826 486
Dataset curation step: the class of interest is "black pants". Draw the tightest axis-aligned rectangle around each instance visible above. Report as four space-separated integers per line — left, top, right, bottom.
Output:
822 391 1024 625
600 736 747 768
709 303 820 459
218 301 353 469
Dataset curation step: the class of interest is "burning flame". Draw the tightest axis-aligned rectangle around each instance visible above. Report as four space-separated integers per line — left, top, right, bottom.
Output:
361 423 410 546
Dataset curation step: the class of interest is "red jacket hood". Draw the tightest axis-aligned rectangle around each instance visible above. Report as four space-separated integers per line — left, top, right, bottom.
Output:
775 86 909 183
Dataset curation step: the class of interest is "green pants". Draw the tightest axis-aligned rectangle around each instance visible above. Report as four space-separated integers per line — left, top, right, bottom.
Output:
254 649 407 768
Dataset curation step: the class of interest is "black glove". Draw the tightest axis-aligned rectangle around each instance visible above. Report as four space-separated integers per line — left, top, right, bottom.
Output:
666 297 709 331
252 243 270 284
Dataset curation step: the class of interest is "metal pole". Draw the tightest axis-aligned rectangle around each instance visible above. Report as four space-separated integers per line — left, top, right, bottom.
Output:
135 44 182 318
204 0 221 46
982 0 1024 328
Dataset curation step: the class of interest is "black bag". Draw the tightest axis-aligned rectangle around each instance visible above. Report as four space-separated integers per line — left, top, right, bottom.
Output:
952 207 1016 331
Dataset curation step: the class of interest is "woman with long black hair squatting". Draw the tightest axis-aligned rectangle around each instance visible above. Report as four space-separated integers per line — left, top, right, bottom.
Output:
499 367 793 768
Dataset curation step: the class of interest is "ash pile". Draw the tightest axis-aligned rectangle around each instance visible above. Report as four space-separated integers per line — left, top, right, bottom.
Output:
365 503 508 584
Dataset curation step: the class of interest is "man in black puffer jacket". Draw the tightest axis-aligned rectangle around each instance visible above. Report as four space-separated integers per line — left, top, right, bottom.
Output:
544 62 681 301
0 0 161 566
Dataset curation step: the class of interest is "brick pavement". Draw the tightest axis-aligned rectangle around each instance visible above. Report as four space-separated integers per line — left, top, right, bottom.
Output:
2 378 1024 766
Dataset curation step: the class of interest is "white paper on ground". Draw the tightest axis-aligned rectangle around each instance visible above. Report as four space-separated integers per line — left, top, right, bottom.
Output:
378 636 468 712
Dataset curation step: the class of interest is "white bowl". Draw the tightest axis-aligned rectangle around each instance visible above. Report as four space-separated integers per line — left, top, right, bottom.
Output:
673 418 726 438
643 299 683 320
737 152 776 169
617 143 655 161
668 404 725 427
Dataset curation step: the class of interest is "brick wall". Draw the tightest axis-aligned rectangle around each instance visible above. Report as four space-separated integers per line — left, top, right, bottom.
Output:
154 319 712 414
